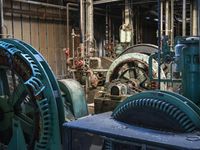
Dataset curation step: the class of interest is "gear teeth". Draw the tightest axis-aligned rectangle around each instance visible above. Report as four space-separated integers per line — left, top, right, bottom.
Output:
36 98 52 149
0 41 13 49
112 97 197 132
0 40 62 150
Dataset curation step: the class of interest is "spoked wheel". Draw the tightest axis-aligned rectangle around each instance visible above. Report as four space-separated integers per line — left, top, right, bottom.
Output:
106 53 167 91
0 40 63 150
113 59 150 92
0 70 39 149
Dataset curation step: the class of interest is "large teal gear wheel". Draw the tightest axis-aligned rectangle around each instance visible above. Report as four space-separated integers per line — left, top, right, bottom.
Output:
103 91 200 150
112 91 200 132
0 39 64 150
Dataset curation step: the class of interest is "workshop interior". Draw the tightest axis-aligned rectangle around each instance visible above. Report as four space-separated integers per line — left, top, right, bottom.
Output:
0 0 200 149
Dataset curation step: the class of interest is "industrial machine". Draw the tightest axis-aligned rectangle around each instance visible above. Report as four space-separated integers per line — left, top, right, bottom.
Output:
1 37 200 150
64 37 200 150
0 39 88 149
94 44 167 113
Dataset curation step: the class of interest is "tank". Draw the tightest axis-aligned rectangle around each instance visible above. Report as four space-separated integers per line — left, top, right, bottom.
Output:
177 37 200 104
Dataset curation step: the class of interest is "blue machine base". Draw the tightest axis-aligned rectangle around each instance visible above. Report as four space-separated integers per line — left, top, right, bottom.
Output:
63 112 200 150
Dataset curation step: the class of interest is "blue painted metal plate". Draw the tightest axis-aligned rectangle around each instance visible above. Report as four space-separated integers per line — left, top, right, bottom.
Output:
63 112 200 150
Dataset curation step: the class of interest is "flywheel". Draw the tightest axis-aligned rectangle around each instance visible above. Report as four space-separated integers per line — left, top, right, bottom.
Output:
0 39 64 150
112 91 200 132
102 91 200 150
106 53 167 91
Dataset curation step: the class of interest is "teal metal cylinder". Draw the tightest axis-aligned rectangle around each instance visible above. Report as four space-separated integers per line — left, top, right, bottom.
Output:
178 37 200 104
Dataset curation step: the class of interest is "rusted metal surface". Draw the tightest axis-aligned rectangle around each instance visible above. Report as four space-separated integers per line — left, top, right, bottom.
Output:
106 53 167 91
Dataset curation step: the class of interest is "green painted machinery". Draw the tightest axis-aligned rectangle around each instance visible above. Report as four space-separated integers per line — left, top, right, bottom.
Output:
0 39 88 150
100 37 200 149
113 37 200 132
175 37 200 105
112 37 200 132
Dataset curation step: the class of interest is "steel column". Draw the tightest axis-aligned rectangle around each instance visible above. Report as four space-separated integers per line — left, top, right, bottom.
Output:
192 0 198 36
182 0 186 36
198 0 200 36
171 0 174 47
160 1 163 37
165 0 169 36
86 0 94 53
0 0 3 38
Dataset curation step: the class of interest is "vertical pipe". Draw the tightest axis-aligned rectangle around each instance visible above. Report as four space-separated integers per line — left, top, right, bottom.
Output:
11 0 14 37
0 0 3 38
66 3 69 49
165 0 169 36
124 0 130 26
136 9 138 44
72 29 75 67
104 6 108 56
198 0 200 36
105 5 109 48
160 1 163 37
109 15 112 44
66 3 77 49
192 0 198 36
80 0 85 44
182 0 186 36
108 6 112 44
157 0 161 89
171 0 174 47
190 0 193 35
86 0 94 54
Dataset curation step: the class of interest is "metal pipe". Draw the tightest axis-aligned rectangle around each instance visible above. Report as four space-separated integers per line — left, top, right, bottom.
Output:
160 0 163 37
13 0 114 16
171 0 174 47
165 0 169 36
13 0 67 9
93 0 122 5
66 3 78 49
0 0 3 38
71 29 75 67
157 0 161 89
80 0 85 45
198 0 200 36
86 0 94 53
105 5 109 47
182 0 186 36
125 0 130 26
11 0 14 37
108 6 112 44
192 0 198 36
190 1 193 35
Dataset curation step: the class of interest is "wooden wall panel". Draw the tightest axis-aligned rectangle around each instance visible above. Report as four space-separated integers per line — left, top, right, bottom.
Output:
4 3 68 78
22 19 31 44
30 20 40 50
